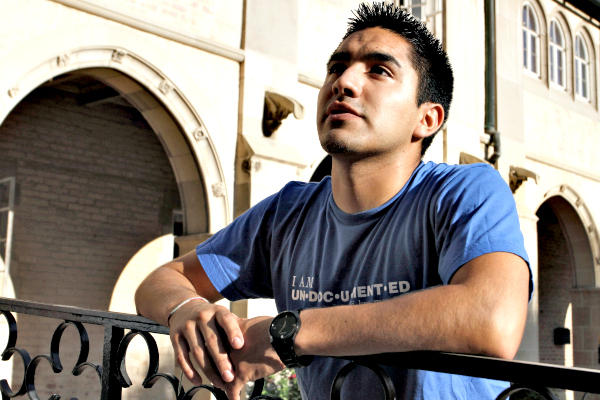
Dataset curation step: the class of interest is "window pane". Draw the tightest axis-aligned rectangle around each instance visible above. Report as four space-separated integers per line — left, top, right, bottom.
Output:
528 8 537 30
557 51 563 86
575 60 581 94
558 67 563 86
549 48 555 82
576 36 584 58
412 5 422 19
582 65 588 97
531 36 537 72
556 26 563 47
523 31 528 68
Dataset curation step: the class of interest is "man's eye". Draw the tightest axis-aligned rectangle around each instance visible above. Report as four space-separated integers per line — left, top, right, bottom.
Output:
370 65 391 77
328 63 346 75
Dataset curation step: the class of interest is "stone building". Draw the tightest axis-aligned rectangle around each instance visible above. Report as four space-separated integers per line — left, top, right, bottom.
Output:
0 0 598 399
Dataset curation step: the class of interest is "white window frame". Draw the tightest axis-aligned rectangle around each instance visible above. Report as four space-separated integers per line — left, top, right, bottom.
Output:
0 177 15 277
548 20 566 90
574 34 590 102
522 3 541 77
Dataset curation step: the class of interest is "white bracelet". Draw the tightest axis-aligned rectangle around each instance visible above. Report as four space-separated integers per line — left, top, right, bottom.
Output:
167 296 209 326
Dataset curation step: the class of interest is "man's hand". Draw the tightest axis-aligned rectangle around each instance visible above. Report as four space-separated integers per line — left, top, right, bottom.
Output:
223 316 286 400
169 299 245 388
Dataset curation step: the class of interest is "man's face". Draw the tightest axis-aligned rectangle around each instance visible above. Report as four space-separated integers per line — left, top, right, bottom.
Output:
316 27 423 159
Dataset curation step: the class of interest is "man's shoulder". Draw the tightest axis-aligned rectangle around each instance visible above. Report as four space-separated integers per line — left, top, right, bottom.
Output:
418 161 504 190
263 178 331 214
421 161 497 179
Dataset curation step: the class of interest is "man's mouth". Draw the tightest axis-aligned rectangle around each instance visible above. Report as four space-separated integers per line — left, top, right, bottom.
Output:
326 102 362 118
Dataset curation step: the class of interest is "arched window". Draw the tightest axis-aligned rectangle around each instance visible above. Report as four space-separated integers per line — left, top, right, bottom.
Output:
574 34 590 101
549 20 566 89
522 3 540 76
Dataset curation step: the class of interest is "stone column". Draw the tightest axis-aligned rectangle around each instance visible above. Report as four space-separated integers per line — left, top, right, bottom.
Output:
514 178 540 362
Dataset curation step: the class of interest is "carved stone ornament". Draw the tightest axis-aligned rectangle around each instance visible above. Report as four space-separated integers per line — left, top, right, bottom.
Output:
112 49 127 63
159 80 172 95
193 127 206 141
56 54 70 67
211 182 225 197
509 166 539 193
262 91 304 137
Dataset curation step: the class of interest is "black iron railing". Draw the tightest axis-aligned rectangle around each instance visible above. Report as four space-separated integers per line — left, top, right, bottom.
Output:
0 297 599 400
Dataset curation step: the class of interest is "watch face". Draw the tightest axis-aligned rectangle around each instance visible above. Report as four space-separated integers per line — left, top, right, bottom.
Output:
271 312 299 339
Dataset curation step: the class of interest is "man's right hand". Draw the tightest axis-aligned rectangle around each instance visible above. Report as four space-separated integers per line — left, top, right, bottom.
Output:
168 299 245 388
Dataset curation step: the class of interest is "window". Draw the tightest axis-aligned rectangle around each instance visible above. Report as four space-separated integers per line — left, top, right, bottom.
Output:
0 177 15 274
522 3 540 76
393 0 425 20
574 34 590 101
548 20 566 89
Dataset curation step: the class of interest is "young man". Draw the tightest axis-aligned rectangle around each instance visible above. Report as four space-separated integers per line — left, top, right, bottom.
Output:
136 3 531 399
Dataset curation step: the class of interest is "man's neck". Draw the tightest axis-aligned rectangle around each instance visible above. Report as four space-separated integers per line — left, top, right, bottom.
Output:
330 151 422 214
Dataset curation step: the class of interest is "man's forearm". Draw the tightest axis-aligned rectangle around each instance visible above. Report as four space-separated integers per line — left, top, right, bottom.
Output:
135 265 200 325
294 252 529 360
135 251 222 325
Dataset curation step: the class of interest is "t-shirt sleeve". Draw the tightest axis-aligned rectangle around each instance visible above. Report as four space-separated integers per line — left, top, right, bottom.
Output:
195 192 278 301
433 165 531 289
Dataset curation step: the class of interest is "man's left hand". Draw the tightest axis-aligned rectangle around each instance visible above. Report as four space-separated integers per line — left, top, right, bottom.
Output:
223 316 285 400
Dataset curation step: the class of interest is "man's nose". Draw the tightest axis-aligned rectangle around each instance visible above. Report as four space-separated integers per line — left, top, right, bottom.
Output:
332 66 362 98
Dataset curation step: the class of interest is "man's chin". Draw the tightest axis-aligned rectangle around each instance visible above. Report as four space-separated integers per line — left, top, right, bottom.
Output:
322 140 351 154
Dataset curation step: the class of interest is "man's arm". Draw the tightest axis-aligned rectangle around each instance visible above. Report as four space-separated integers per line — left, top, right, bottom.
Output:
293 251 530 359
218 252 529 399
137 250 529 399
134 251 246 388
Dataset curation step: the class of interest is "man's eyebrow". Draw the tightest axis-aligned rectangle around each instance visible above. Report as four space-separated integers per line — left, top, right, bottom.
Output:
366 52 402 68
327 51 402 68
327 51 351 64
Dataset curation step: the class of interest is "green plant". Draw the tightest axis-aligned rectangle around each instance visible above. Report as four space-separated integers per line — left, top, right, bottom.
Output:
246 368 302 400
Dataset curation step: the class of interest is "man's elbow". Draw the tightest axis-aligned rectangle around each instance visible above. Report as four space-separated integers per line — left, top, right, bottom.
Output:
479 312 527 359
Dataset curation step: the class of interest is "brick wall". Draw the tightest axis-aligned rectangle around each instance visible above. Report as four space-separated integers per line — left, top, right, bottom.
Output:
0 82 180 398
538 202 572 367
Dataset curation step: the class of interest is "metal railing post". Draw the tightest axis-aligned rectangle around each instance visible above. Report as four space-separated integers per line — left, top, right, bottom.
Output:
100 324 124 400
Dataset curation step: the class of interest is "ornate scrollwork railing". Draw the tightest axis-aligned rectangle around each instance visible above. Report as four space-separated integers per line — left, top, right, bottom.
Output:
0 297 599 399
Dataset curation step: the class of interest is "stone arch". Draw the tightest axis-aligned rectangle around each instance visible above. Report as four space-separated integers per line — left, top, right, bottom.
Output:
0 47 231 398
538 185 599 287
537 188 600 377
1 46 229 235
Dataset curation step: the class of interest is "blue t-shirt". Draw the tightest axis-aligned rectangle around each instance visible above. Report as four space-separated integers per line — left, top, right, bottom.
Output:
196 162 530 400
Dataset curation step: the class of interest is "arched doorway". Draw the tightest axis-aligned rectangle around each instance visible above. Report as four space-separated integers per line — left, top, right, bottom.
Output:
537 194 598 399
0 45 230 398
0 72 187 397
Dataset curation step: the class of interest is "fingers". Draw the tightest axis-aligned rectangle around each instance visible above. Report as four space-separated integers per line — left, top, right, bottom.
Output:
171 320 226 388
199 317 235 383
171 333 201 385
169 302 246 390
215 309 245 350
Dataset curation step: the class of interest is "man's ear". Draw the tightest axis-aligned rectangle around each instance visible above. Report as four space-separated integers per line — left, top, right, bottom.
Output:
413 103 444 139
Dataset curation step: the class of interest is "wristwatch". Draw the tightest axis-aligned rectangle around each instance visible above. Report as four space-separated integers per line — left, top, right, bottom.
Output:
269 310 313 368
